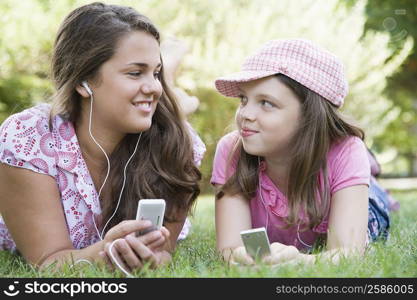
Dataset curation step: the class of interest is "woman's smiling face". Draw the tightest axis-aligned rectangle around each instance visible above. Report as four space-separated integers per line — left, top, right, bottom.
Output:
85 30 163 135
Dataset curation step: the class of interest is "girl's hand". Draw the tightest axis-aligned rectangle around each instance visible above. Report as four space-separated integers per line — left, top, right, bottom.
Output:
230 246 255 265
262 242 300 265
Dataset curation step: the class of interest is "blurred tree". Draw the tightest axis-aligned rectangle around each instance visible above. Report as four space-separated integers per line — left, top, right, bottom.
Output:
0 0 413 191
0 0 71 120
347 0 417 176
137 0 412 188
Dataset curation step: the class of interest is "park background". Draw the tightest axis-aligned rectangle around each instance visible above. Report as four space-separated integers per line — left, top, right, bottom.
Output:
0 0 416 277
1 0 417 192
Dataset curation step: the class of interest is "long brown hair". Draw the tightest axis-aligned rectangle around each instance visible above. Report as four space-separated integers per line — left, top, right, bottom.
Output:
50 2 201 232
217 74 363 229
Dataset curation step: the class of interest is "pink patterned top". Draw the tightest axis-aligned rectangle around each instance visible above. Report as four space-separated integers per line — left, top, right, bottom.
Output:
0 103 206 252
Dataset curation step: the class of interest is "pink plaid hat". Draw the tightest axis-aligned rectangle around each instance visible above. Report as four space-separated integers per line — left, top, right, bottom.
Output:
215 39 348 107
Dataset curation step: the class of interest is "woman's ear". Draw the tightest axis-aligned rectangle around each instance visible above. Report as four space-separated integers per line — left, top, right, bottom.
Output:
75 82 92 98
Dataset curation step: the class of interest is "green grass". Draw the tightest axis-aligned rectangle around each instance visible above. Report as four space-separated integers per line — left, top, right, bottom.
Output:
1 190 416 278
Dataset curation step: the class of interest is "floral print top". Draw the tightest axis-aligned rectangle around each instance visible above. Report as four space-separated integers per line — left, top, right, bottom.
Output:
0 103 205 251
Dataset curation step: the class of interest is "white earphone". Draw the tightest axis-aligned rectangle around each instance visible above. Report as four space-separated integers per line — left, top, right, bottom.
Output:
82 81 93 96
257 156 312 250
77 80 142 277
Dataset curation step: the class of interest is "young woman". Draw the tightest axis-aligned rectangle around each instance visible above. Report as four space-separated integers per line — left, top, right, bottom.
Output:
212 39 390 266
0 2 204 274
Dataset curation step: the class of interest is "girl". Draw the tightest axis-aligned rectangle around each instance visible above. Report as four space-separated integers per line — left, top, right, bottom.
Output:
212 39 390 265
0 2 204 274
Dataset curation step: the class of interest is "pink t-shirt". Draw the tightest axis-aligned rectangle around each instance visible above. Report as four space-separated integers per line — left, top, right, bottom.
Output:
0 103 206 251
211 130 370 251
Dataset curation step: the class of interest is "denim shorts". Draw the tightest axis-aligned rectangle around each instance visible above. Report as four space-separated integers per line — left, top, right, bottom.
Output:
367 177 390 242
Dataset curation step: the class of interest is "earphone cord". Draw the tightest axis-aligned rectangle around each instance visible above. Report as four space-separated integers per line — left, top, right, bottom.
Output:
99 131 142 239
258 157 269 233
85 92 141 277
104 134 141 278
257 156 312 249
103 133 140 274
87 93 111 205
297 223 312 249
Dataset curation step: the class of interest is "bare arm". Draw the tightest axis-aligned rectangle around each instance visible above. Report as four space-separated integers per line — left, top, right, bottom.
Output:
0 163 153 271
264 185 369 265
215 185 252 261
327 185 369 249
316 184 369 261
164 212 187 252
0 163 103 269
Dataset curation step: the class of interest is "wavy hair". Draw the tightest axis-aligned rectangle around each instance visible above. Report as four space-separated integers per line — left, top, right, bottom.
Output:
50 2 201 232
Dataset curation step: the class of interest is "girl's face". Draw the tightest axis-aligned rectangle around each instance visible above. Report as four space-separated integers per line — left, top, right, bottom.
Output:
85 31 163 135
236 76 302 159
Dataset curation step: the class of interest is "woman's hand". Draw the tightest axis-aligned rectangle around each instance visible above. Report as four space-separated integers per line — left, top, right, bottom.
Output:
262 242 300 265
102 220 171 273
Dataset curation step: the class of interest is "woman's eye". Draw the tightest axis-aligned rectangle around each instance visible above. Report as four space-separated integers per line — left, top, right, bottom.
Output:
154 71 161 79
261 100 274 108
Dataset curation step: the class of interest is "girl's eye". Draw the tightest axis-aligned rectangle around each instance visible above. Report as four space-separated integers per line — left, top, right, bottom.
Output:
261 100 274 108
238 95 248 105
128 71 141 77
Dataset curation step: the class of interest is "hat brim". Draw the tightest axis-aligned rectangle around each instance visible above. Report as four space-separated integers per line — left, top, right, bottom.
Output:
215 70 279 98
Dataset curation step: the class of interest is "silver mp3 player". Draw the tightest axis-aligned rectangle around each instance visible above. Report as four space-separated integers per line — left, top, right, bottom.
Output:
136 199 166 235
240 227 271 259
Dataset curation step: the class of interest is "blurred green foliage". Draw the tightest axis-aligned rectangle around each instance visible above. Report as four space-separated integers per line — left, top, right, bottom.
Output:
0 0 60 119
361 0 417 175
0 0 414 192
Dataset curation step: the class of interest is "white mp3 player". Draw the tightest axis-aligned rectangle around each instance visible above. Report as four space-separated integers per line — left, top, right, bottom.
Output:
136 199 166 235
240 227 271 259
